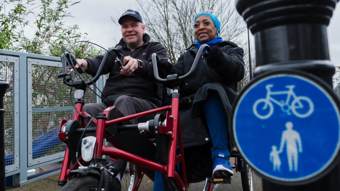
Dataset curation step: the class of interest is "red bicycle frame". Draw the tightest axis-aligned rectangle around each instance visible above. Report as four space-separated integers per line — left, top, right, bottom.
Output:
58 44 211 191
58 91 188 190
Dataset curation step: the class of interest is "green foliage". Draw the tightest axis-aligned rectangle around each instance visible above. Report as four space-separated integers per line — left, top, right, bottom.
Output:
19 0 86 56
0 0 101 57
0 0 30 49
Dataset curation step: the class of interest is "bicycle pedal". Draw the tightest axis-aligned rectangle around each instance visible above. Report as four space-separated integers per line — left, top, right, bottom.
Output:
211 176 231 184
211 169 233 184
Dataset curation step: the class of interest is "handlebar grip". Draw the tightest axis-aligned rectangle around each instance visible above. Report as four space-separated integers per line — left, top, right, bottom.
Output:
152 53 166 82
151 44 210 83
178 44 209 80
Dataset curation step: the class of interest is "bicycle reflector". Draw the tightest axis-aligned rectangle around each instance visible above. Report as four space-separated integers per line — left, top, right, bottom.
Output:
59 120 80 142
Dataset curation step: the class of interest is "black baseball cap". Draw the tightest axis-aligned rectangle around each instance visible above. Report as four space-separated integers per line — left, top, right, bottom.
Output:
118 9 143 24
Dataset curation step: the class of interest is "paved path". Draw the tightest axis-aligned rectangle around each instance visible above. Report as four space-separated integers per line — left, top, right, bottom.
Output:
7 171 263 191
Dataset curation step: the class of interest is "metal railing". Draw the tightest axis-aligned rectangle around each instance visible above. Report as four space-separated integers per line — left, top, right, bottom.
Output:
0 49 103 185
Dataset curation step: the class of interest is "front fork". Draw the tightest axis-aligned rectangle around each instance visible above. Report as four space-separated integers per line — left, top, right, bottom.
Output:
95 115 106 158
58 147 70 185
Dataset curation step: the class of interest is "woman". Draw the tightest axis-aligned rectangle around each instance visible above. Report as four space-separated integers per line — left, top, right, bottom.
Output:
153 12 245 190
174 12 245 182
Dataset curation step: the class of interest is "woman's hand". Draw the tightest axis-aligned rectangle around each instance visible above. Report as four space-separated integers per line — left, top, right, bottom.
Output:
206 46 224 68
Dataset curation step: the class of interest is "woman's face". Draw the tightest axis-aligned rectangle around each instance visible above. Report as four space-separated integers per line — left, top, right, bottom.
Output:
194 16 218 43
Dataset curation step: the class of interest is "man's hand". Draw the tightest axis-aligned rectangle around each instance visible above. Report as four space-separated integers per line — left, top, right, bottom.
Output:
120 56 140 76
75 59 88 72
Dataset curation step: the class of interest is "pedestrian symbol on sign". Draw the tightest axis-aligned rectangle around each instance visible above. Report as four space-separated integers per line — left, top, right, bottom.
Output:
233 72 340 184
269 121 303 172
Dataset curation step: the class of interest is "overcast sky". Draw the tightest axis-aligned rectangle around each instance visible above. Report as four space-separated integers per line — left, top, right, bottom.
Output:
64 0 340 65
64 0 141 48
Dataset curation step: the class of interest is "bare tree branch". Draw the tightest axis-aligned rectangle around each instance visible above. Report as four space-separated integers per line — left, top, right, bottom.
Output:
138 0 247 64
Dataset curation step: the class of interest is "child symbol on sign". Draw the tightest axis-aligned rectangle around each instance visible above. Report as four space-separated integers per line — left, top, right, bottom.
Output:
270 145 281 172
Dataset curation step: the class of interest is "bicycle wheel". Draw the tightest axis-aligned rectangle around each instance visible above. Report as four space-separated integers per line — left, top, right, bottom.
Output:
203 178 217 191
253 99 273 119
166 179 183 191
61 174 121 191
121 163 145 191
61 176 99 191
292 96 314 118
240 160 254 191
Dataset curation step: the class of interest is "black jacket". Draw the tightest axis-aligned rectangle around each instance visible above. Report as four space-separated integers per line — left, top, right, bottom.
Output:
172 40 245 147
86 34 171 106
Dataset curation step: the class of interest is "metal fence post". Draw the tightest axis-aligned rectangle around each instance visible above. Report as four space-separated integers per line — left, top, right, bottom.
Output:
236 0 339 190
0 82 9 190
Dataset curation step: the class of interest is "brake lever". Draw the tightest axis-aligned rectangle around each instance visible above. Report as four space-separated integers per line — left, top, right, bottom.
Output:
113 49 124 67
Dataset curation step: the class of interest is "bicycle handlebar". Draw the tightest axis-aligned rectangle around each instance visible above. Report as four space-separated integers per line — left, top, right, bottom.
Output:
59 49 120 88
152 44 209 83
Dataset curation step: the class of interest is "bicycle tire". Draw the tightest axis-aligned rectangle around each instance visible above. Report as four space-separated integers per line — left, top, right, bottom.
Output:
253 99 273 119
61 175 122 191
167 179 183 191
60 176 99 191
121 163 145 191
292 96 314 118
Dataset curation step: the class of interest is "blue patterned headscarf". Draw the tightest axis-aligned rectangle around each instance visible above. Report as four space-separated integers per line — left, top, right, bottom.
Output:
193 12 223 48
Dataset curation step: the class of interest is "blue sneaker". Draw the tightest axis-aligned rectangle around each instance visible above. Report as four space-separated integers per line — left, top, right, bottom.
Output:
212 152 233 183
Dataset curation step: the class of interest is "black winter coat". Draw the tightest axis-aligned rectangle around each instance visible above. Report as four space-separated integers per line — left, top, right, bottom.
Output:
86 34 171 106
172 40 245 147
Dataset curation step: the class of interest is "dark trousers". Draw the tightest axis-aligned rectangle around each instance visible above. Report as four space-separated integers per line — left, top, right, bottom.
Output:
84 95 157 173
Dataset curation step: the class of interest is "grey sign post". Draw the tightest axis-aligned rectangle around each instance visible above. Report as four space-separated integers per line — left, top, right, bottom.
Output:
235 0 340 190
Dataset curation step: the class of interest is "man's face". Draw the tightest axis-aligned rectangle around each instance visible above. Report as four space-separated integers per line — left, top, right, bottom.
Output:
120 18 145 48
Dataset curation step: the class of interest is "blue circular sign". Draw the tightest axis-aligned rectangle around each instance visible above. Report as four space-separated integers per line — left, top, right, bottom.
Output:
233 72 340 184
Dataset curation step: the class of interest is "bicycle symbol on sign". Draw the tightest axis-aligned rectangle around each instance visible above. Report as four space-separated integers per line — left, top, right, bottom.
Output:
253 84 314 120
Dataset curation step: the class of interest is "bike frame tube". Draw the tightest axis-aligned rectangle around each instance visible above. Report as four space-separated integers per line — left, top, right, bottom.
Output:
59 101 85 184
102 146 166 172
168 97 179 178
58 147 70 183
103 145 187 190
72 102 83 119
95 118 106 158
131 170 144 191
170 96 188 190
59 94 188 190
105 105 171 126
176 111 188 185
174 171 186 191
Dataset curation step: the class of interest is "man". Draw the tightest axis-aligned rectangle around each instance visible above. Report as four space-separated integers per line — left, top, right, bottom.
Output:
77 9 169 114
75 9 171 189
278 121 303 172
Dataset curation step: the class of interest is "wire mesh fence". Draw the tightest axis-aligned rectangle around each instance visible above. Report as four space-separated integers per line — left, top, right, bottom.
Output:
28 58 97 165
1 50 101 184
1 55 18 173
